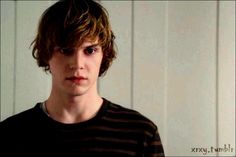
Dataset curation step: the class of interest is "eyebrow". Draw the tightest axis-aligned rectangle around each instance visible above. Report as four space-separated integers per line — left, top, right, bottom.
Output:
81 43 100 49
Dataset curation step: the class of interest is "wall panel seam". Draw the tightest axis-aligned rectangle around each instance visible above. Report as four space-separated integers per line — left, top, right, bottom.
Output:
164 1 169 151
130 0 134 109
13 1 17 115
215 1 220 156
0 2 1 121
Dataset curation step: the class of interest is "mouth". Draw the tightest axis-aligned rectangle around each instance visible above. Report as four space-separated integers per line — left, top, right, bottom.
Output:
66 76 87 84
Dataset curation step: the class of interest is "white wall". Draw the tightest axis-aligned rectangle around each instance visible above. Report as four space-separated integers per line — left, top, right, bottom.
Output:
218 1 235 156
1 1 235 156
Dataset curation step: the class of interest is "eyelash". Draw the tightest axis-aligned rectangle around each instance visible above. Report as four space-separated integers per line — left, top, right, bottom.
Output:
85 47 97 55
59 48 74 56
58 47 98 56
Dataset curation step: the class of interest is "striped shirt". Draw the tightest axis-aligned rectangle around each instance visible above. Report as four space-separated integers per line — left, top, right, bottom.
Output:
0 98 165 156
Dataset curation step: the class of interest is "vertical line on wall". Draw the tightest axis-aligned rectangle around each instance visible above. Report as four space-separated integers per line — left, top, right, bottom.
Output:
13 0 17 115
163 1 169 153
130 0 134 109
0 4 1 121
0 2 1 121
215 1 220 155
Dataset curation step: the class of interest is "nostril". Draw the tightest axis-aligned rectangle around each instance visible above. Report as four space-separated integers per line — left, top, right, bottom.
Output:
68 64 84 70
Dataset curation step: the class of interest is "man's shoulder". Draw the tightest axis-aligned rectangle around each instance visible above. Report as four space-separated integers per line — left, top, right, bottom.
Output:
108 102 142 116
0 103 41 127
105 99 157 130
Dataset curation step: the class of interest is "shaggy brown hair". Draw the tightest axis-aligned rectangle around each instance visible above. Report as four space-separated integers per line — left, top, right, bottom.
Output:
31 0 116 76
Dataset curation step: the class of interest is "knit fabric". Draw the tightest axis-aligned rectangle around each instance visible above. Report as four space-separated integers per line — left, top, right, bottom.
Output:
0 98 165 156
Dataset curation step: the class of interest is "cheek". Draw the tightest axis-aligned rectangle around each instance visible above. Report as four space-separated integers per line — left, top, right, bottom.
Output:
48 59 55 71
89 57 103 76
96 56 103 70
48 58 62 74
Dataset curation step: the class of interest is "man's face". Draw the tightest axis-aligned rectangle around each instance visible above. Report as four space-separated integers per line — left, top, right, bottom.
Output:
48 38 103 97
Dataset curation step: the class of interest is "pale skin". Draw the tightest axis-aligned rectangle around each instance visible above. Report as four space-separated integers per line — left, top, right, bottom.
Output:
45 38 103 124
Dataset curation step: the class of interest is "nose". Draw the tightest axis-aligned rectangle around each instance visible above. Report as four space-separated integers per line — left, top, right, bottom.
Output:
69 49 85 70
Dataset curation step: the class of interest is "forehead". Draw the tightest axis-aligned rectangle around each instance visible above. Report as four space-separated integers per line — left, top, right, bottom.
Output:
76 37 100 48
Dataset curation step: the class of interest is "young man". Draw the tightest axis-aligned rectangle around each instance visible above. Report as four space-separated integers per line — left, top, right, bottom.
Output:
0 0 165 156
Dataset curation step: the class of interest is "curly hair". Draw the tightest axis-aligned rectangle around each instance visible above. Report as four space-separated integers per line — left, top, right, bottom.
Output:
31 0 116 76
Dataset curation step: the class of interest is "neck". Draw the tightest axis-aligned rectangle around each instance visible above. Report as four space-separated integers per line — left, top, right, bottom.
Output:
45 87 103 124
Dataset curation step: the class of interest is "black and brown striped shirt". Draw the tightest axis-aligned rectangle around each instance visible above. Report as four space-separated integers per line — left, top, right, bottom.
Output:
0 98 165 156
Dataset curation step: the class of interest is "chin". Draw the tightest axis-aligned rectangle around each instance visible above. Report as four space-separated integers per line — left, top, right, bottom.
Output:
68 88 88 97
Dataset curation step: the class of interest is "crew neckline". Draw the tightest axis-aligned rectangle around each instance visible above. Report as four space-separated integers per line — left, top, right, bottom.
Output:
37 97 110 128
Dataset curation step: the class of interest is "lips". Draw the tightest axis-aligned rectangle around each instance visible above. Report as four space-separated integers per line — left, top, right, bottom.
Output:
66 76 87 84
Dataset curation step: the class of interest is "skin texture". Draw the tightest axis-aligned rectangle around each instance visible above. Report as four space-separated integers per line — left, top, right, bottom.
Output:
45 38 104 124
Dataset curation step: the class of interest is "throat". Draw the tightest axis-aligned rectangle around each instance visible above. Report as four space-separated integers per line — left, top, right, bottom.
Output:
41 97 103 124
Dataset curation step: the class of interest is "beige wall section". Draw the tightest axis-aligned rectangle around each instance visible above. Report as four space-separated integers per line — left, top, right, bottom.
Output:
1 1 15 120
14 1 52 113
218 1 235 156
99 1 132 109
1 1 235 156
132 0 166 147
0 1 52 120
167 1 218 156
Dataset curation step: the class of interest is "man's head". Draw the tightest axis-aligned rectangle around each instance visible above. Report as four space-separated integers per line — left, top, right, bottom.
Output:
31 0 116 76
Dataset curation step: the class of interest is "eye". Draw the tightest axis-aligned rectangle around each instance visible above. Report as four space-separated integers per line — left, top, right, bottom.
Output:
85 47 97 55
59 47 75 56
